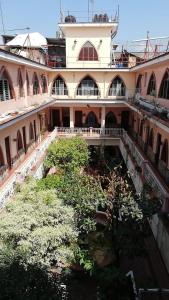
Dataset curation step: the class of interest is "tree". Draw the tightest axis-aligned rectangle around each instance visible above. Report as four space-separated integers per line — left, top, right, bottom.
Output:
38 173 107 234
0 179 78 299
45 137 89 173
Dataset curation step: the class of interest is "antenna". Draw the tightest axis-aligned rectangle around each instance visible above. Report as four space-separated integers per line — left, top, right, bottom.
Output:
0 0 5 34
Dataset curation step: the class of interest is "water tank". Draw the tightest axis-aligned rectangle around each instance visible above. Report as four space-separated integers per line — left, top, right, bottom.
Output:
65 15 76 23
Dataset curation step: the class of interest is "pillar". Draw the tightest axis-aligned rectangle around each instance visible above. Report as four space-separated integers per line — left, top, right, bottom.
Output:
70 107 74 128
101 106 106 128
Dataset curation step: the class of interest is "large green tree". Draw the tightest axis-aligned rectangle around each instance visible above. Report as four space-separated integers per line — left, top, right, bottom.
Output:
45 137 89 173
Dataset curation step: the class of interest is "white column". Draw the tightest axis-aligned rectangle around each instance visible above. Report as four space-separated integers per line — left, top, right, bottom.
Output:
101 106 106 128
70 107 74 128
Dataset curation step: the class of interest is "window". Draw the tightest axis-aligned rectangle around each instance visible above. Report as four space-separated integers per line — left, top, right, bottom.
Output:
52 76 68 95
147 73 156 96
18 69 24 98
0 67 14 101
0 146 4 167
33 72 40 95
26 72 30 96
41 74 48 93
29 123 34 141
139 120 144 137
136 74 142 93
79 42 98 61
159 69 169 99
161 140 168 164
77 76 99 96
109 76 126 96
144 72 147 87
17 130 23 152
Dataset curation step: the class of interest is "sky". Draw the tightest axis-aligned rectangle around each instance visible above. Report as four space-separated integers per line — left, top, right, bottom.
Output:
0 0 169 44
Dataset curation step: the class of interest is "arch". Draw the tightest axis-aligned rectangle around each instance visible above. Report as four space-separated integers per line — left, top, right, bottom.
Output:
41 74 48 94
161 139 168 164
77 75 99 96
0 146 4 167
32 72 40 95
17 130 23 152
85 111 98 127
79 41 98 61
149 128 154 148
29 122 34 141
26 71 30 96
52 75 68 95
0 66 15 101
136 74 142 92
105 111 117 128
108 76 126 96
147 72 156 96
158 69 169 99
18 68 24 98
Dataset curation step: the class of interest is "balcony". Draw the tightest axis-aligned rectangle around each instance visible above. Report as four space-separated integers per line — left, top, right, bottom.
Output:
51 88 134 104
129 95 169 125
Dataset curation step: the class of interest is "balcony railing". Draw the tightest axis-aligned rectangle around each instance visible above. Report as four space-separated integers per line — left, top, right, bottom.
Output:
51 88 135 100
0 129 57 208
57 127 124 137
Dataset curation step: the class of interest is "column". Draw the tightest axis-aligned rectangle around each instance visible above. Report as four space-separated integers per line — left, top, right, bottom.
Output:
70 107 74 128
101 106 106 128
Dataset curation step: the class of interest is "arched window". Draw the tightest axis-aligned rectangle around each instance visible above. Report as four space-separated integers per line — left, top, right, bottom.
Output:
29 123 34 141
149 128 154 148
109 76 126 96
161 140 168 164
18 69 24 98
52 76 68 95
77 76 99 96
147 73 156 96
0 146 4 167
41 74 48 94
17 130 23 152
33 72 40 95
26 71 30 96
0 67 15 101
105 112 117 128
136 74 142 92
85 112 98 127
79 42 98 61
158 69 169 99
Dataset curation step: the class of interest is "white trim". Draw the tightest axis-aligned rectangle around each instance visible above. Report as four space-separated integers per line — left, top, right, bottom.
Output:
131 53 169 71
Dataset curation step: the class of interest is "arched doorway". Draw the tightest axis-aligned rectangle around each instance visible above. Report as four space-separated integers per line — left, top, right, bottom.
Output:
105 112 117 128
85 112 98 127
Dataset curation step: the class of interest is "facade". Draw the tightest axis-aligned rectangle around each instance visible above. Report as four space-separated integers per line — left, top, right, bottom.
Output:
0 11 169 271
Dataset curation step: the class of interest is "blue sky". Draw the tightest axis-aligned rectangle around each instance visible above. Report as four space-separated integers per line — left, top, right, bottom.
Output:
1 0 169 43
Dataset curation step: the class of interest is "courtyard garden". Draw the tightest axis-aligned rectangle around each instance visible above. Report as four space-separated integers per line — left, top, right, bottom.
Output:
0 137 161 300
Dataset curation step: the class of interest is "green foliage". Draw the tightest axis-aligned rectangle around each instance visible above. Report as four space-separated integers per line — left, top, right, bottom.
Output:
0 180 78 272
45 137 89 172
38 172 107 234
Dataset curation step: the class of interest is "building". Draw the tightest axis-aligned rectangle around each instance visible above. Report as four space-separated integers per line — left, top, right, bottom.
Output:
0 10 169 274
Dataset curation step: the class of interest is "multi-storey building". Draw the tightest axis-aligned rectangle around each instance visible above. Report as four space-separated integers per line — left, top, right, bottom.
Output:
0 11 169 273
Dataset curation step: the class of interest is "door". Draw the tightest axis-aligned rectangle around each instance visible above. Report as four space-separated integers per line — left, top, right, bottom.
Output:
144 126 150 154
22 126 27 154
75 111 83 127
5 136 12 169
155 133 161 165
121 111 130 131
62 108 70 127
52 109 60 128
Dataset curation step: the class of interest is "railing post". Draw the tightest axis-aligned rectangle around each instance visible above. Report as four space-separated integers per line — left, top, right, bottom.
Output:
90 127 93 136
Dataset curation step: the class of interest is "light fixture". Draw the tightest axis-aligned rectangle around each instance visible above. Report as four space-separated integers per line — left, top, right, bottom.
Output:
99 39 103 44
74 40 77 45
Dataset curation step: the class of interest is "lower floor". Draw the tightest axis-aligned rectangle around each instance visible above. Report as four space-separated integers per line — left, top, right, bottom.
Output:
0 104 169 188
